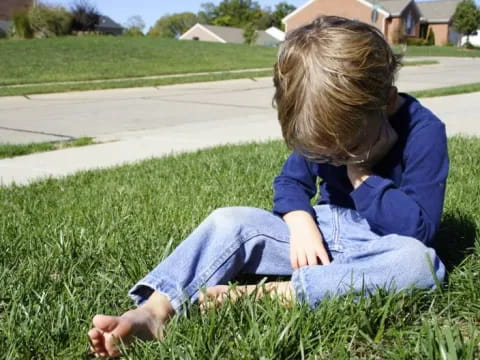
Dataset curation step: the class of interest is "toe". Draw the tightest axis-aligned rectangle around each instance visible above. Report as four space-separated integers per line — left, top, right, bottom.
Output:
92 315 120 333
88 328 107 356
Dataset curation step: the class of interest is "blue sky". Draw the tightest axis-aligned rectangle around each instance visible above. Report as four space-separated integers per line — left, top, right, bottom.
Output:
50 0 480 31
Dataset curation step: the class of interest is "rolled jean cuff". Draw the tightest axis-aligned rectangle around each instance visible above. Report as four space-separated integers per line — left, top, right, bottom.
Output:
291 268 312 308
128 279 186 314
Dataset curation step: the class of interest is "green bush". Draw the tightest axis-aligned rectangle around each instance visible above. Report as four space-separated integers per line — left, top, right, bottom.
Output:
12 11 34 39
29 4 72 37
406 37 428 46
123 27 144 37
427 29 435 45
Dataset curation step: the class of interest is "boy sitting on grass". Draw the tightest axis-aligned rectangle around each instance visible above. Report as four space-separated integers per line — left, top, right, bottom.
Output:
89 16 448 358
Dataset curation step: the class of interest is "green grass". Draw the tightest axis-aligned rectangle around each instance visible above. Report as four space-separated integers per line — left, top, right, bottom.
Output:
411 82 480 98
0 70 273 97
398 45 480 57
0 137 479 359
0 37 276 86
0 137 94 159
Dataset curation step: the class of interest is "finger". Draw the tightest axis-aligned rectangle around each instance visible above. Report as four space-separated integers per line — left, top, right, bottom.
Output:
316 246 331 265
290 248 299 269
296 250 308 268
306 250 319 266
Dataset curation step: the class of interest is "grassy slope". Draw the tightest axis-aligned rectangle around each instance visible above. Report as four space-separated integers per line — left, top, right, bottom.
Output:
0 37 276 86
0 138 479 359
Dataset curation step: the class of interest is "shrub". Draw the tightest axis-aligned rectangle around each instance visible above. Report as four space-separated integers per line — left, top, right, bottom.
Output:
12 11 34 39
123 27 144 36
29 4 72 38
427 29 435 45
406 37 428 46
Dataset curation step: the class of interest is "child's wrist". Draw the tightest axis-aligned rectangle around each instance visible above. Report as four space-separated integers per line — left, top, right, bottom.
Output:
347 165 372 189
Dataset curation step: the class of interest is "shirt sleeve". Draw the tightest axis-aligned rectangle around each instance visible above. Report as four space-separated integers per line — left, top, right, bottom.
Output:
350 121 449 245
272 152 318 219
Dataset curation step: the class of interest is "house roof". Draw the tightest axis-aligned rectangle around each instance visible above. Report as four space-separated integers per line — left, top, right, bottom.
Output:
266 26 285 41
201 24 245 43
376 0 412 16
417 0 461 22
184 24 281 46
96 15 123 30
256 30 281 45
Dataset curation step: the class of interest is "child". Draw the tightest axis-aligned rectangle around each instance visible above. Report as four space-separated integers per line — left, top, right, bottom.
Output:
89 16 448 357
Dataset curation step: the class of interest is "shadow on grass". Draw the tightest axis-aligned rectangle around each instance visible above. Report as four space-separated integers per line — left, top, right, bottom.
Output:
434 212 478 272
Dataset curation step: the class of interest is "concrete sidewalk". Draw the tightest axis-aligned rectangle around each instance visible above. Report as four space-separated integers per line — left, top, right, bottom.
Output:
1 90 479 187
1 56 480 187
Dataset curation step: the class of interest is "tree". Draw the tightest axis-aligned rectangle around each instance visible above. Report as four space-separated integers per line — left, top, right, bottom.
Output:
70 0 100 32
453 0 480 45
204 0 263 28
271 2 296 29
29 3 73 38
198 2 217 24
148 12 198 38
124 15 145 36
426 28 435 45
243 22 258 45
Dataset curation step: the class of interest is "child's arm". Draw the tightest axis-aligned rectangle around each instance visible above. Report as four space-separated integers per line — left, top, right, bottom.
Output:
348 120 448 245
273 153 330 267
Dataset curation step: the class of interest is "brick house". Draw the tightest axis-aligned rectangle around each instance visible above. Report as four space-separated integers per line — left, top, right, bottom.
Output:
0 0 33 20
417 0 461 45
282 0 460 45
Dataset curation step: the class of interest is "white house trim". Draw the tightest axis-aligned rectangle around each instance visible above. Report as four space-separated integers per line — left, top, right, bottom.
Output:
282 0 317 23
179 23 227 43
356 0 391 17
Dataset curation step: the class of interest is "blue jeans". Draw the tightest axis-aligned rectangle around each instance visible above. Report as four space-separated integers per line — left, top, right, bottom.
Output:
129 205 445 311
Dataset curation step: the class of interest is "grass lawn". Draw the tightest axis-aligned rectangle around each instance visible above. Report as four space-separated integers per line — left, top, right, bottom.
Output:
0 37 276 86
1 137 479 359
0 137 94 159
400 45 480 58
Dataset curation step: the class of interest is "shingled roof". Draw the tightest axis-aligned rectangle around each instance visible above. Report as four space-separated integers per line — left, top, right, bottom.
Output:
417 0 461 22
189 24 281 46
377 0 412 16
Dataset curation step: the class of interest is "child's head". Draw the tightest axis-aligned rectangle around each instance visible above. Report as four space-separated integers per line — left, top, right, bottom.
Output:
273 15 402 164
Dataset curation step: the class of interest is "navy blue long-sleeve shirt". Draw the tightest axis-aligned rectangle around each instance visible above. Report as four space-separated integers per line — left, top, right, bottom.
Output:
273 94 449 246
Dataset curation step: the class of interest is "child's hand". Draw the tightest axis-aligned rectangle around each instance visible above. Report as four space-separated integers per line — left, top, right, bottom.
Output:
283 211 331 268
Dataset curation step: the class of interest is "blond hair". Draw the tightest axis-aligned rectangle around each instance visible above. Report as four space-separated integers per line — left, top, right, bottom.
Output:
273 16 402 158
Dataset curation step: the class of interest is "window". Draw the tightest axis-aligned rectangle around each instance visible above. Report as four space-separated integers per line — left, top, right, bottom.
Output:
405 11 414 35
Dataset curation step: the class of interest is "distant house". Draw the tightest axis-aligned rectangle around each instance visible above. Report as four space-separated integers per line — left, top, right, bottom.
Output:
95 15 124 36
180 23 284 46
0 0 32 20
282 0 461 45
0 20 11 38
417 0 461 45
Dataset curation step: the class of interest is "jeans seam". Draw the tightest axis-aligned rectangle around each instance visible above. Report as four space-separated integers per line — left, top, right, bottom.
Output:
182 231 287 303
331 206 342 250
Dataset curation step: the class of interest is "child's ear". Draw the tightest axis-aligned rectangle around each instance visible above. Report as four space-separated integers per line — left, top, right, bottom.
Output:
386 86 398 115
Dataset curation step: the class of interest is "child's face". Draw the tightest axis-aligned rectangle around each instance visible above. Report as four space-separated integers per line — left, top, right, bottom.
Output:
306 115 386 166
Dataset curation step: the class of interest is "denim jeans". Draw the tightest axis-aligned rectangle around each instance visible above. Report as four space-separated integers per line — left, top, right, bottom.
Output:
129 205 445 311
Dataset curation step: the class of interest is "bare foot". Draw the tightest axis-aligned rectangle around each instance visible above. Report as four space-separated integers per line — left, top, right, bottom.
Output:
199 281 294 311
88 292 173 358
